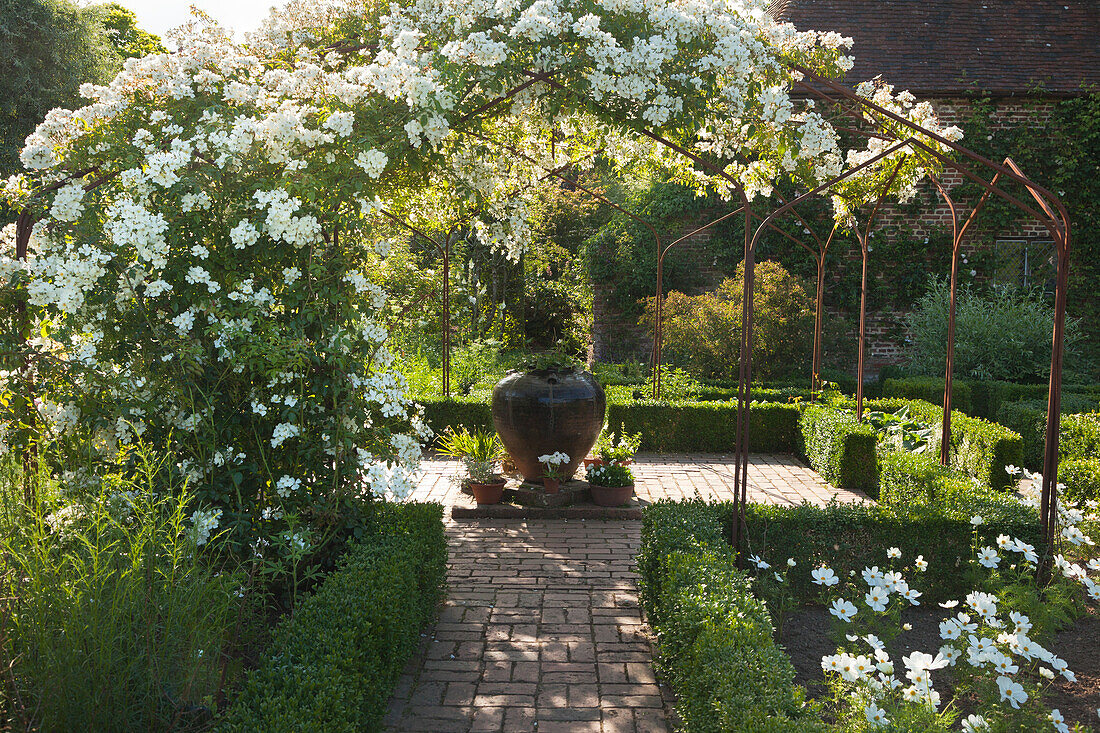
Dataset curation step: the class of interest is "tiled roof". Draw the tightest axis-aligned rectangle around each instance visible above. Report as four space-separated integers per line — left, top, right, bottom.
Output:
777 0 1100 96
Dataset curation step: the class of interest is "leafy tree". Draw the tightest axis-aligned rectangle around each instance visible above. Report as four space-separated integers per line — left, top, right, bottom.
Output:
642 260 815 381
0 1 163 179
0 0 119 176
88 2 165 60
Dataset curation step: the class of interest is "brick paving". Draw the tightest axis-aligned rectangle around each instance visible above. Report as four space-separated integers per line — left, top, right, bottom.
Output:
384 520 668 733
387 455 866 732
409 452 869 507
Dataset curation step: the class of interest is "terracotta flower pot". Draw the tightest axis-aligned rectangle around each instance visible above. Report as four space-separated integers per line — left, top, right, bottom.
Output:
589 483 634 507
582 457 603 470
543 477 561 494
469 480 506 505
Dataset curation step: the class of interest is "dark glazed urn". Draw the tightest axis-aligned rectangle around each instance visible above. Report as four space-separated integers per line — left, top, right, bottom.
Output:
492 368 606 483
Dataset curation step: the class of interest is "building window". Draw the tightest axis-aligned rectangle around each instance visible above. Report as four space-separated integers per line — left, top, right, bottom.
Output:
993 240 1056 294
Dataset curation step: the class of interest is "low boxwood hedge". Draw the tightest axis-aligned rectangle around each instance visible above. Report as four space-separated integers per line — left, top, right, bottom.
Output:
882 376 974 416
868 399 1022 492
220 503 447 732
729 499 1039 604
881 377 1099 421
798 405 878 495
607 400 800 453
1059 457 1100 504
997 402 1100 471
420 396 493 439
1062 412 1100 462
418 396 802 453
877 451 1040 522
639 502 825 733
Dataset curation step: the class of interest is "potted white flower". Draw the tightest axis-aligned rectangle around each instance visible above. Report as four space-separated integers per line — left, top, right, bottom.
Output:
537 451 571 493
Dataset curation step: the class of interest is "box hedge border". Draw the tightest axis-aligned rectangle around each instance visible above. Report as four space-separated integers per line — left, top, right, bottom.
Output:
862 398 1023 492
638 501 825 733
220 503 447 732
419 396 801 453
798 405 879 495
882 376 1100 421
1059 457 1100 504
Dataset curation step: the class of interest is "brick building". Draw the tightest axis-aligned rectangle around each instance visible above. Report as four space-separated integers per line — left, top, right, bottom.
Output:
591 0 1100 374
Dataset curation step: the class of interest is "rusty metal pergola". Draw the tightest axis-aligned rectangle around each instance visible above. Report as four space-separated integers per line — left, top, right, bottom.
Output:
10 59 1071 564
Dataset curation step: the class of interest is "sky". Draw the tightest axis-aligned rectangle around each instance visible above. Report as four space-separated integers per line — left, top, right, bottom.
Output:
109 0 281 38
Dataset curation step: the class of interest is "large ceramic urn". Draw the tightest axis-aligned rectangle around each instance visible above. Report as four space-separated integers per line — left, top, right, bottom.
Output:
492 367 606 483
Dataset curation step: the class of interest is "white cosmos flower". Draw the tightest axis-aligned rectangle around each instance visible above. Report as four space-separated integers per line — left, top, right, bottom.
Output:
961 714 990 732
865 586 889 612
829 598 858 623
996 676 1027 708
976 546 1000 568
864 704 888 727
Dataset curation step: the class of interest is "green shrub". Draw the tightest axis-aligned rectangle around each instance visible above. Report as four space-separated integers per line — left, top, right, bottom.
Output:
1058 458 1100 504
997 403 1100 470
1062 412 1100 461
221 503 447 732
798 405 879 494
905 279 1083 382
995 400 1047 470
420 396 493 440
420 394 802 453
882 376 973 415
640 261 814 382
731 500 1040 604
607 400 801 453
877 451 1034 525
591 361 648 386
639 502 825 733
874 399 1023 491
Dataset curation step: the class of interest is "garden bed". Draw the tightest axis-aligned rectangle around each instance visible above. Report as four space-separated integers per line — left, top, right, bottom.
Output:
640 500 1100 732
780 604 1100 731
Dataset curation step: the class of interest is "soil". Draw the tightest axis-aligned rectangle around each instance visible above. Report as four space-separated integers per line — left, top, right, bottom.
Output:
779 604 1100 731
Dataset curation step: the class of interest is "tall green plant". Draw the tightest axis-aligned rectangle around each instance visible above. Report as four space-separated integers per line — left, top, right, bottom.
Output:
905 279 1083 382
0 447 245 731
642 260 814 381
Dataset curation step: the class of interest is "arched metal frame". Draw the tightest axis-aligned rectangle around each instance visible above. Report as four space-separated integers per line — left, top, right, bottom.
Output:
12 59 1071 564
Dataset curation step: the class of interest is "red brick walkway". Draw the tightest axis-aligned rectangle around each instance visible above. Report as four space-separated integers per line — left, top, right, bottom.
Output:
384 521 667 732
387 455 866 732
410 453 868 507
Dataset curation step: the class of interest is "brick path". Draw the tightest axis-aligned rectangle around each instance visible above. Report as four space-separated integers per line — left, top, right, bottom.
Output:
387 455 866 732
409 452 868 507
384 520 668 733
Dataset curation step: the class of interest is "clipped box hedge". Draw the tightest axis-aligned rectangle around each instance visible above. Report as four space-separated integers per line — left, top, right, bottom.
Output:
997 402 1100 470
865 398 1022 492
220 503 447 732
1059 457 1100 504
798 405 878 495
607 400 800 453
877 451 1042 525
638 502 825 733
418 396 802 453
882 376 974 416
1062 412 1100 461
881 377 1099 421
729 499 1040 604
